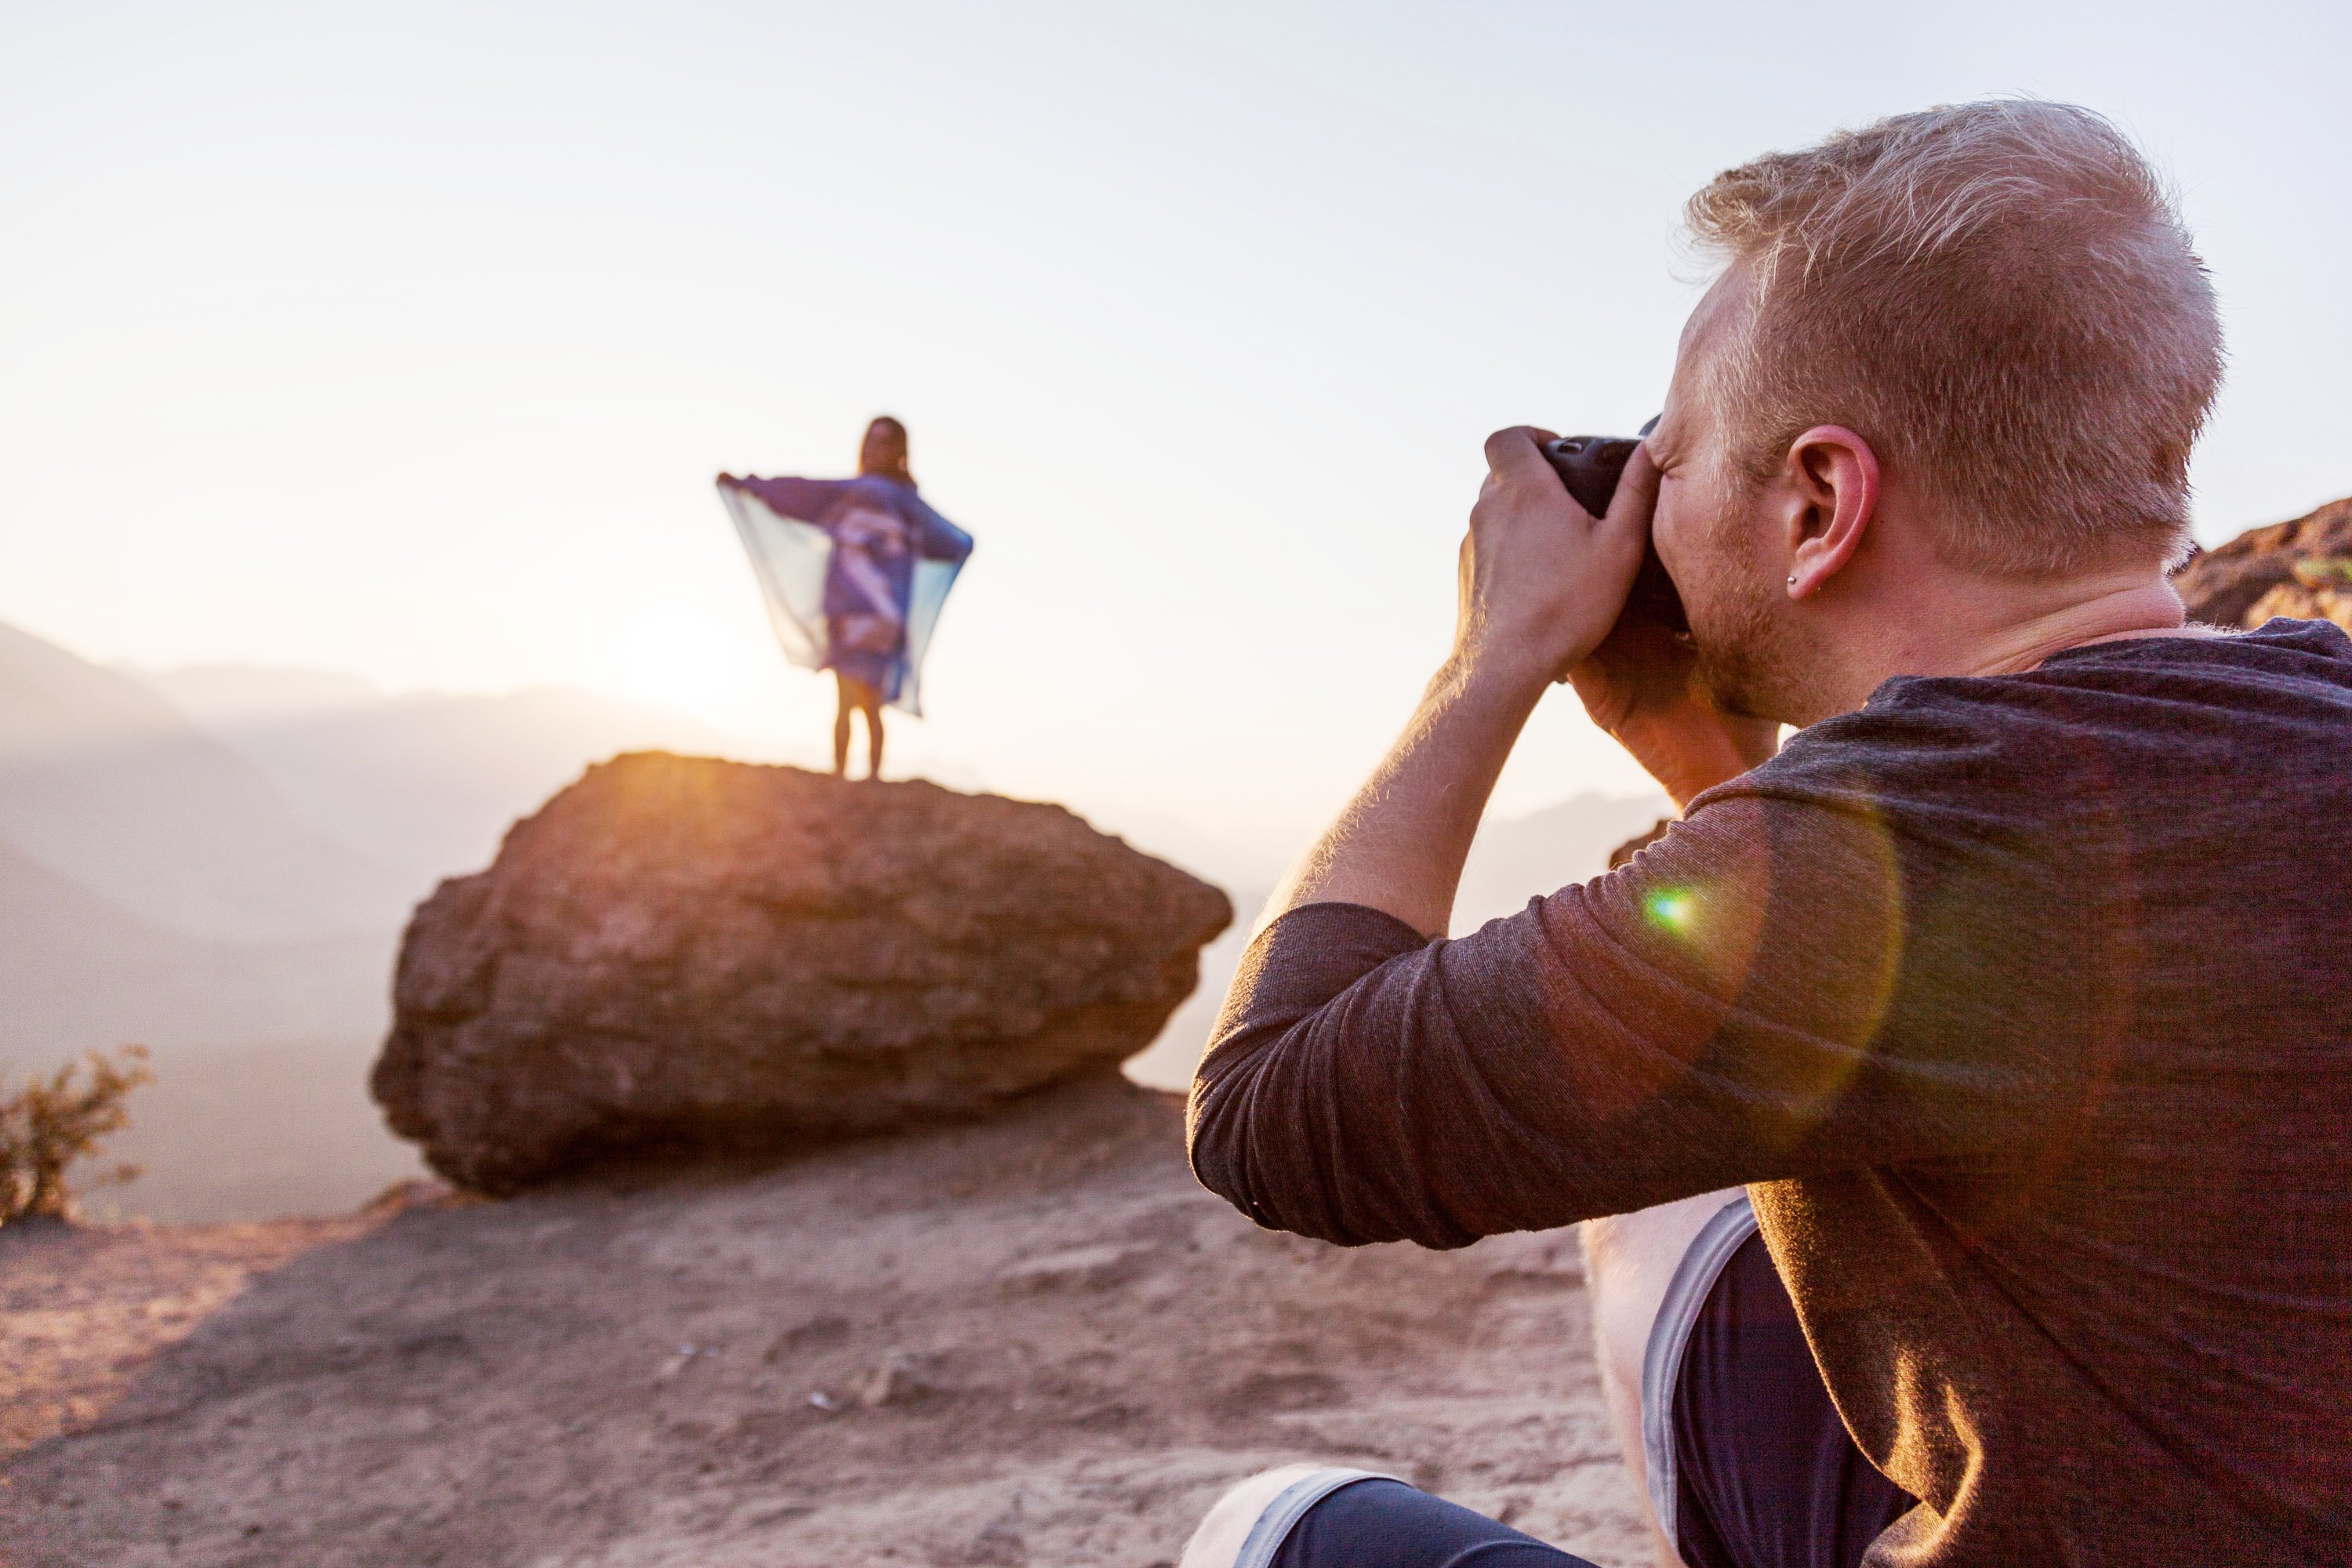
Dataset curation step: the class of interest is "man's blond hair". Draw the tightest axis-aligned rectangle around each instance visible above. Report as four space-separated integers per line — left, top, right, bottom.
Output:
1686 100 2223 575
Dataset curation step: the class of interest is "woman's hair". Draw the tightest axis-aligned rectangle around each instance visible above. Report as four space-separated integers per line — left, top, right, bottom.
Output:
1685 99 2223 575
860 416 915 487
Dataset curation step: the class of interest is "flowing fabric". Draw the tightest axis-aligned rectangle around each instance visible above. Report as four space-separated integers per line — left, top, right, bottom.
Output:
717 474 974 715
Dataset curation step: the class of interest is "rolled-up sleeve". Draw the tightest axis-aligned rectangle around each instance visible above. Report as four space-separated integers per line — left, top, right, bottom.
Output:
734 475 849 521
1188 773 2087 1247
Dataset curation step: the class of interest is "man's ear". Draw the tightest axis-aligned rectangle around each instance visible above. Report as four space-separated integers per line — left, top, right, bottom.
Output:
1779 426 1878 599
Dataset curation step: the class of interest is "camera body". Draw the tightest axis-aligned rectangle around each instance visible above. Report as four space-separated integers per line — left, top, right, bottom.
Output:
1540 418 1689 637
1540 431 1646 519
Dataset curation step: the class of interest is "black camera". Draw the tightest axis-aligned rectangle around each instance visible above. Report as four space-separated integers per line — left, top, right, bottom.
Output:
1541 416 1689 637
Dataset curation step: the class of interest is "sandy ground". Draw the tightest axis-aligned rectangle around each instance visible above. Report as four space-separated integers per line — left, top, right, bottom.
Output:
0 1203 406 1459
2 1078 1650 1566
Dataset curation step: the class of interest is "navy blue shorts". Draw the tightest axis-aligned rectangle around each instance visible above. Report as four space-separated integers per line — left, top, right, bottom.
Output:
1663 1231 1915 1568
1265 1232 1914 1568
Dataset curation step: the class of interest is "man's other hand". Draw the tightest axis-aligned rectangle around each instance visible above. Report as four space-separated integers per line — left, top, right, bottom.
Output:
1568 608 1778 810
1454 426 1657 689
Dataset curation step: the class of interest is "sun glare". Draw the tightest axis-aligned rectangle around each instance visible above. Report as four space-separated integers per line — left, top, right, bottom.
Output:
597 610 750 726
1643 887 1697 935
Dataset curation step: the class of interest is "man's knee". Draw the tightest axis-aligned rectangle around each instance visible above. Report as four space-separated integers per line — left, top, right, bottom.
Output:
1182 1468 1597 1568
1181 1465 1343 1568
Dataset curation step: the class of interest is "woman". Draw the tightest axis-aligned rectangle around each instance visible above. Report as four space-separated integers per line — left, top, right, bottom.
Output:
717 417 975 779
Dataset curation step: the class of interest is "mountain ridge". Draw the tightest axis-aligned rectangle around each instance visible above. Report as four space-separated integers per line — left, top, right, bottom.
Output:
0 622 408 943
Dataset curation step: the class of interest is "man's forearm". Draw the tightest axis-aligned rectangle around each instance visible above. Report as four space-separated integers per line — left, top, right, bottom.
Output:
1261 655 1551 940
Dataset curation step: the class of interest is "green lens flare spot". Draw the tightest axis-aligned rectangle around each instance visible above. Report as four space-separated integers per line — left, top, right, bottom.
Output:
1643 887 1697 933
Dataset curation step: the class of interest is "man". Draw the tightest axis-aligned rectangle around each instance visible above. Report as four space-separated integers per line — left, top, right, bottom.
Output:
1182 101 2350 1568
717 416 973 779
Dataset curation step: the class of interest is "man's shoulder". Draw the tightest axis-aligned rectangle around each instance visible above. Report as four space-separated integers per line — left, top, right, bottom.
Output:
1722 621 2352 819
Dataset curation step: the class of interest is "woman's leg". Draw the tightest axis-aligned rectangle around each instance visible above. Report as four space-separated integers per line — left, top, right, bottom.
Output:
832 673 856 777
838 681 884 779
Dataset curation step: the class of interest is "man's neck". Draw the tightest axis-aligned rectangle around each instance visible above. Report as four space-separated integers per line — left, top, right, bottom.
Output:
1814 571 2194 719
1954 578 2202 677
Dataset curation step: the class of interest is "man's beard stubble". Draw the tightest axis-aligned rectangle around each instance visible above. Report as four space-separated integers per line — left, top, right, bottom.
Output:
1687 562 1823 728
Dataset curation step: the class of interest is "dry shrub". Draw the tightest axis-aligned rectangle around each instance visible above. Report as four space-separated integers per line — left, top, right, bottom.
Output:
0 1044 154 1224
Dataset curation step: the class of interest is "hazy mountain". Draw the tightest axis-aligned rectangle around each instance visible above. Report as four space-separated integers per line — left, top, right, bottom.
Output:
2 630 738 1048
173 685 735 903
0 623 411 942
0 836 389 1058
0 829 412 1223
133 662 385 724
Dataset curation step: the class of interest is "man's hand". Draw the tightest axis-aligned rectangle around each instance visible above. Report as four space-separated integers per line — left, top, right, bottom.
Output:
1453 426 1658 689
1568 612 1779 810
1454 426 1777 807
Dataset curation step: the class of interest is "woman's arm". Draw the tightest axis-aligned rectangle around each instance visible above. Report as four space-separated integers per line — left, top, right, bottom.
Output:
720 474 853 524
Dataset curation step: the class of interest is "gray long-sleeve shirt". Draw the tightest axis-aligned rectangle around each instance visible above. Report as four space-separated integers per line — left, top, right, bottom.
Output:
1189 619 2352 1566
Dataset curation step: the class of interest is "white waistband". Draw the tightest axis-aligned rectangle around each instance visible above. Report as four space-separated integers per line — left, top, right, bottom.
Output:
1639 1192 1759 1555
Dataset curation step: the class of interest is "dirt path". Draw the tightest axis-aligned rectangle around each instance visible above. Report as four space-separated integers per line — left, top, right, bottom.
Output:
2 1080 1649 1566
1 1201 416 1460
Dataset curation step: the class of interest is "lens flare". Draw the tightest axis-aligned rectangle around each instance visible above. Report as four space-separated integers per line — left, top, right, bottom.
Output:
1644 887 1697 933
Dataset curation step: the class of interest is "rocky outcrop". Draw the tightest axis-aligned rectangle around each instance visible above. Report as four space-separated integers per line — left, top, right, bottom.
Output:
371 754 1232 1192
2172 496 2352 631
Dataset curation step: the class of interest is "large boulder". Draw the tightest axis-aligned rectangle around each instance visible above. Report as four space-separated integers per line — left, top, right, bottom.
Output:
371 753 1232 1192
2172 496 2352 632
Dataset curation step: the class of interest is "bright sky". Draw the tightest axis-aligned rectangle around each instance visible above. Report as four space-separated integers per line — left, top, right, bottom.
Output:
5 2 2348 866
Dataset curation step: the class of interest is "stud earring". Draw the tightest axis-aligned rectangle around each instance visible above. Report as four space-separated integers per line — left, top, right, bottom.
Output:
1787 574 1798 586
